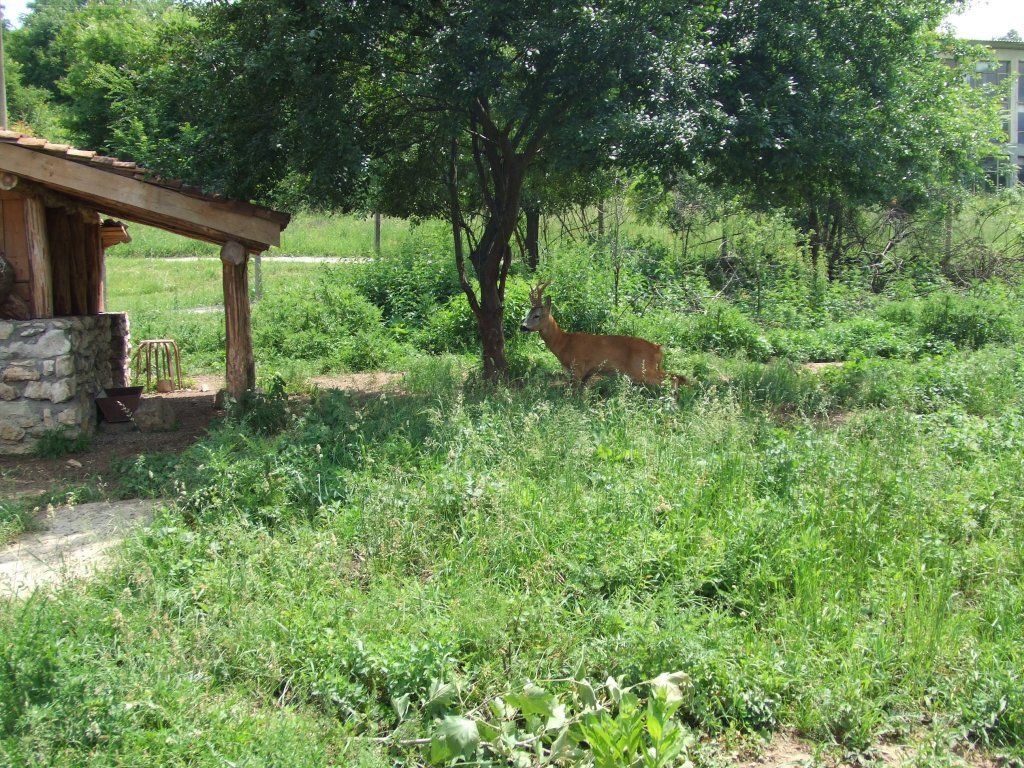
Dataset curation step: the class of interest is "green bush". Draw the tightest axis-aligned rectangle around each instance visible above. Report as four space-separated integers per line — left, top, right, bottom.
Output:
687 302 773 360
821 346 1024 415
728 360 829 415
770 317 917 362
354 225 462 329
418 278 534 354
880 291 1019 351
253 267 407 372
540 240 631 334
961 653 1024 749
31 428 91 458
629 303 773 360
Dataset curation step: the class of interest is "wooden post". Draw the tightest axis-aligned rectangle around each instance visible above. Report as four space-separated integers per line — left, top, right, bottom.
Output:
24 196 52 318
85 217 104 313
374 212 381 256
221 239 255 399
253 252 262 301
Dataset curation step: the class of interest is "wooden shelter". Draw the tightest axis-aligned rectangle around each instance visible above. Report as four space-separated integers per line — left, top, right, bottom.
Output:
0 131 290 398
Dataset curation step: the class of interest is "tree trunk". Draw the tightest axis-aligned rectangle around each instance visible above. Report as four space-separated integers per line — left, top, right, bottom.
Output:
806 206 821 275
477 277 506 380
452 108 533 380
942 207 954 277
525 205 540 272
825 197 843 282
468 220 514 379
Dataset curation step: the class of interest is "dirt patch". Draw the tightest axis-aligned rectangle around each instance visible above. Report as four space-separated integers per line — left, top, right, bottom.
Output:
0 498 162 599
805 362 845 373
307 371 405 395
732 732 1003 768
0 374 226 499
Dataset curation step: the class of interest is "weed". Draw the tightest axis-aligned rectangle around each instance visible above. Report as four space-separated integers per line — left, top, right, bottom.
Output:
228 374 294 436
31 429 91 459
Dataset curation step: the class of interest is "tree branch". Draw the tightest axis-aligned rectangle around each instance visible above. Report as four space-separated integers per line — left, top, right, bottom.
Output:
448 138 481 318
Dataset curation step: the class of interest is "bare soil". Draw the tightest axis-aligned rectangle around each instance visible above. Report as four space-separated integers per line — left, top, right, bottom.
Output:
0 498 161 598
732 732 1004 768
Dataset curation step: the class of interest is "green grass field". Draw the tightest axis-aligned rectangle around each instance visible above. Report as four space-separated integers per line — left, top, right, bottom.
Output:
3 372 1022 765
110 213 432 260
2 214 1023 766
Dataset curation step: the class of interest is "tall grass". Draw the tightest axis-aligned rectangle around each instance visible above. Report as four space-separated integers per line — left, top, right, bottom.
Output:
2 378 1022 764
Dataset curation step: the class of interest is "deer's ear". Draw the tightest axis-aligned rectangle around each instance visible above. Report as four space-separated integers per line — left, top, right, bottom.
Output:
545 296 552 310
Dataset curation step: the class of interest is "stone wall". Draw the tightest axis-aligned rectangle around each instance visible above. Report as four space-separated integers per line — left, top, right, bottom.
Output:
0 314 129 455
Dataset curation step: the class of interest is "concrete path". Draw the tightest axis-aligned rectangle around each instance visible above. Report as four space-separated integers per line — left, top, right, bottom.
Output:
0 499 161 599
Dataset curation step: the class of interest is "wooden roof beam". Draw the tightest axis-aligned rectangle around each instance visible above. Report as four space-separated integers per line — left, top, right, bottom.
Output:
0 142 287 252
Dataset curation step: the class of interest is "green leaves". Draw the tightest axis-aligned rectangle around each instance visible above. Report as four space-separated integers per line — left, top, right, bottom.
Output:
506 683 563 721
651 671 693 705
429 716 480 763
419 676 694 766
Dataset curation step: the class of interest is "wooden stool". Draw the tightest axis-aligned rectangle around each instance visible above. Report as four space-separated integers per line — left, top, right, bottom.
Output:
132 339 183 392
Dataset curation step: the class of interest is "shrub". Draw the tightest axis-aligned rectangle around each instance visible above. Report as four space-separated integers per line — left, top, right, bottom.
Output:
541 240 633 334
354 224 461 329
403 354 469 396
31 429 91 458
418 278 534 354
879 291 1019 351
229 374 294 435
687 302 773 360
729 360 829 415
253 267 406 372
770 317 916 362
821 346 1024 415
915 292 1018 349
961 654 1024 749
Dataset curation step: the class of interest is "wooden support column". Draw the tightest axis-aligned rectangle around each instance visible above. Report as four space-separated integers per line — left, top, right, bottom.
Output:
46 207 73 316
221 240 255 399
66 213 89 314
84 218 104 313
25 197 53 318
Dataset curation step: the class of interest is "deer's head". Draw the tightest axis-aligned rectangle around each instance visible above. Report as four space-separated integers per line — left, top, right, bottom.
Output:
522 281 553 332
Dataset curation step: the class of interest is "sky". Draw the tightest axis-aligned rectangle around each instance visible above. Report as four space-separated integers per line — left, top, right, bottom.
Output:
0 0 1022 38
1 1 30 27
945 0 1024 39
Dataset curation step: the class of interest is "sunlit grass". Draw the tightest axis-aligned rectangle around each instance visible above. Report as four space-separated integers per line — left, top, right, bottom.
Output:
110 212 433 260
3 381 1022 765
8 208 1024 764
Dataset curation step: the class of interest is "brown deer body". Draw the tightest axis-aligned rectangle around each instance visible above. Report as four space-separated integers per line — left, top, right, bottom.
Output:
521 282 687 387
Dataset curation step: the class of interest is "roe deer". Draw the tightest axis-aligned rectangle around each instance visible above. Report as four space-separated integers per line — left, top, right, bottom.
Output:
520 281 687 387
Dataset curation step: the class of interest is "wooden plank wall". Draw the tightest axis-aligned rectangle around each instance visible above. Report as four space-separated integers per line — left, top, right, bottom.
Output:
46 206 103 316
25 197 53 318
0 191 32 311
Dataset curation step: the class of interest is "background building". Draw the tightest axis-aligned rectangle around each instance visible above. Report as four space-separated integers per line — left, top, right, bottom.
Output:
970 39 1024 187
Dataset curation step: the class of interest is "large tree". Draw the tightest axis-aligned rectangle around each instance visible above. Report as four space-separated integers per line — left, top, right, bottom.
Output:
703 0 1002 279
190 0 727 378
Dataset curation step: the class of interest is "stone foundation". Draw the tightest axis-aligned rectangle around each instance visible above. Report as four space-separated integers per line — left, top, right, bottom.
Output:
0 314 129 455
